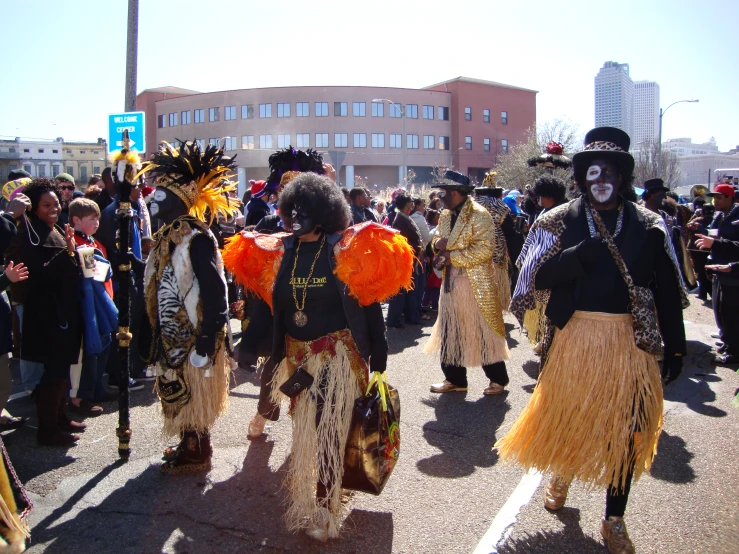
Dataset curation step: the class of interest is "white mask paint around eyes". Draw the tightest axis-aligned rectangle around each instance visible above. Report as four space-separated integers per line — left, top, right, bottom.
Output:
149 202 159 216
153 189 167 202
590 184 614 203
586 165 602 181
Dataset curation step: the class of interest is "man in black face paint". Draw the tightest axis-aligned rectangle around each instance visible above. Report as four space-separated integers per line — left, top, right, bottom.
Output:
501 127 688 554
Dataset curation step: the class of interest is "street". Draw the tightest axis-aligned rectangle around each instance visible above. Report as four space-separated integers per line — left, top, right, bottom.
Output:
5 297 738 554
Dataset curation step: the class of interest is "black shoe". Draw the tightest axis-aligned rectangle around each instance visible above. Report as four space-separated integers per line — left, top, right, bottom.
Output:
712 353 739 366
718 344 728 354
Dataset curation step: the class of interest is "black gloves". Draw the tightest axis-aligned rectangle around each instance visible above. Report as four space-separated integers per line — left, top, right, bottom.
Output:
125 251 146 278
195 333 216 358
661 351 683 385
575 237 606 269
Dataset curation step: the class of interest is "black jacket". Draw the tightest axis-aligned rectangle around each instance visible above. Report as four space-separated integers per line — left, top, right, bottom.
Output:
245 197 271 227
392 211 422 256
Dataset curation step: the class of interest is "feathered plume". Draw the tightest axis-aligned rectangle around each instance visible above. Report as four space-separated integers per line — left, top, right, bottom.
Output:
266 147 325 192
108 129 141 184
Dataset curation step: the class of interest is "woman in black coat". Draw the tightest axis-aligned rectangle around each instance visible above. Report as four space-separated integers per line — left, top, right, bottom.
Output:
6 178 84 446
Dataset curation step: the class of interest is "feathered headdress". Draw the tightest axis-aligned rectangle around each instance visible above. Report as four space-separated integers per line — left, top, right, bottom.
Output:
108 129 142 185
527 141 573 169
266 147 325 193
136 139 238 223
482 171 498 187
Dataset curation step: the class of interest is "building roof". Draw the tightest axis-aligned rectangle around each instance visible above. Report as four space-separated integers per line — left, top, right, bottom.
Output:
138 86 201 96
422 76 538 94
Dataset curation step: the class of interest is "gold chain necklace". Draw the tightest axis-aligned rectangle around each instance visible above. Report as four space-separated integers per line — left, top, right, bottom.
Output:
290 234 326 327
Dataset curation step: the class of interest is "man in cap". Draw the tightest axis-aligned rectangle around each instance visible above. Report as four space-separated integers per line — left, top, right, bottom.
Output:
244 180 271 226
424 170 510 396
499 127 688 554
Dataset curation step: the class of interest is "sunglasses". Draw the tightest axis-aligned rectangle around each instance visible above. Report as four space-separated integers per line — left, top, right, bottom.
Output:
60 185 75 191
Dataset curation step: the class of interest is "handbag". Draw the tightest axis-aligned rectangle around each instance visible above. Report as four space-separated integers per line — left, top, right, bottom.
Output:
589 207 663 355
279 366 314 398
342 372 400 495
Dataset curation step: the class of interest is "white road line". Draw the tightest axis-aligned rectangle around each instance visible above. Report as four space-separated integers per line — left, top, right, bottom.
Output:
472 469 542 554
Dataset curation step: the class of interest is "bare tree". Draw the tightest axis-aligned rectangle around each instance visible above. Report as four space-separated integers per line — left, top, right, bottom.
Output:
633 140 685 189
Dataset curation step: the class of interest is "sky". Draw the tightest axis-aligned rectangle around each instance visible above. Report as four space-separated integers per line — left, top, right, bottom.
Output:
2 0 737 151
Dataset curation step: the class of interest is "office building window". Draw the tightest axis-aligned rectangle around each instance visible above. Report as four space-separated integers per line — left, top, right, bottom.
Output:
423 135 434 149
334 102 348 117
483 109 490 123
277 134 291 148
353 133 367 148
501 139 508 153
157 114 166 128
296 102 309 117
241 135 254 150
93 166 101 174
296 133 310 148
406 104 418 119
501 111 508 124
315 133 329 148
209 107 220 122
52 164 61 175
371 102 384 117
195 139 205 149
64 166 74 176
465 136 472 150
38 165 46 177
259 104 272 118
423 105 434 119
334 133 348 147
23 164 32 175
389 104 402 118
352 102 366 117
80 166 88 182
483 138 490 151
169 113 178 126
181 110 191 125
224 106 236 120
464 107 471 121
241 104 254 119
438 106 449 120
194 109 204 123
389 134 402 148
406 134 419 149
371 133 385 148
23 149 29 153
209 137 220 147
38 149 44 153
315 102 329 117
259 135 273 149
224 136 237 150
277 103 291 118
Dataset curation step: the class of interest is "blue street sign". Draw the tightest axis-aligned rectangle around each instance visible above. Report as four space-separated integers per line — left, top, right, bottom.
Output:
108 111 146 153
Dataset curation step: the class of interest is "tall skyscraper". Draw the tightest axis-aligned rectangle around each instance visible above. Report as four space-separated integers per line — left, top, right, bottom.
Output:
633 81 660 148
594 61 634 140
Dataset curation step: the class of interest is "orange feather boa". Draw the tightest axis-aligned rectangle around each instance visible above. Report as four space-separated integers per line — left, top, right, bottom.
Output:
222 232 287 309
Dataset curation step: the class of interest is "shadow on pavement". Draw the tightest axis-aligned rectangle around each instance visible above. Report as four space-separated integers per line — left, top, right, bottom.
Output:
416 393 510 478
521 360 540 381
386 325 427 356
650 431 696 484
497 507 604 553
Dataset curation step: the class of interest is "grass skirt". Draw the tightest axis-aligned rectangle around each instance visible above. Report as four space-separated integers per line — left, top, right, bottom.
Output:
155 345 231 437
425 271 509 367
492 263 511 313
495 311 663 489
270 330 367 538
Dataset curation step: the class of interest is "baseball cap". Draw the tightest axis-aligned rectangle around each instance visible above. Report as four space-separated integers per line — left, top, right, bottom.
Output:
707 184 735 198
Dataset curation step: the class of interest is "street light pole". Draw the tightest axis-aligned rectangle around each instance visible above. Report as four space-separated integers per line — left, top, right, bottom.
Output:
657 99 699 170
373 98 405 185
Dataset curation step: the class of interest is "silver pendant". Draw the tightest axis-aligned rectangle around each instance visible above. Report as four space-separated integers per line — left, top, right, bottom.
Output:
293 310 308 327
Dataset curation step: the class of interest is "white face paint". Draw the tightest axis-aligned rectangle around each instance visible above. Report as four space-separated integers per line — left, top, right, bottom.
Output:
149 202 159 216
590 183 614 203
149 188 167 217
586 165 602 181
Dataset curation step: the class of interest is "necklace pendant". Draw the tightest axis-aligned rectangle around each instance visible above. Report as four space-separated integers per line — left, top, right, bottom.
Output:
293 310 308 327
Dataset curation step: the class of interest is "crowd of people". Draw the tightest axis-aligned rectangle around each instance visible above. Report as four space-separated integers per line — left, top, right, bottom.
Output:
0 126 735 552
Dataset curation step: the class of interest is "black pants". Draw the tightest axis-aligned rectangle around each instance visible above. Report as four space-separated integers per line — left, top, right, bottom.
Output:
691 250 711 298
441 361 509 388
713 278 739 355
605 470 634 519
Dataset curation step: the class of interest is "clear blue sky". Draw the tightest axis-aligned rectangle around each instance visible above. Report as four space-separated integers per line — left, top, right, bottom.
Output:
2 0 736 151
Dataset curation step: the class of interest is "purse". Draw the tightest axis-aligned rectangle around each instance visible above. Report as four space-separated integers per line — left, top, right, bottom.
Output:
279 366 314 398
342 372 400 496
589 207 663 355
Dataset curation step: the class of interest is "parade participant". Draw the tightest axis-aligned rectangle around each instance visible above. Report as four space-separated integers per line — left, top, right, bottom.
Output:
426 170 510 395
223 173 412 541
499 127 688 554
137 140 237 474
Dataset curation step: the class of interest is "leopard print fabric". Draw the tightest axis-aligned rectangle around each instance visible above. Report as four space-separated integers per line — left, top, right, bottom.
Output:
477 197 511 267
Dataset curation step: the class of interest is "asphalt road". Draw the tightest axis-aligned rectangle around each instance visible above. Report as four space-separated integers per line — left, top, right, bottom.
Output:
4 294 738 554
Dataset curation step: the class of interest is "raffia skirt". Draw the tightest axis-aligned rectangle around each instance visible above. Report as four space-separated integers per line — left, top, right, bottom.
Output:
270 329 368 538
495 311 663 489
492 262 511 314
424 271 509 367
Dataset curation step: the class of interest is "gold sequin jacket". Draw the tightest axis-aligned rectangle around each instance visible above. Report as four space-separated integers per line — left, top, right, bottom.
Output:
433 197 505 337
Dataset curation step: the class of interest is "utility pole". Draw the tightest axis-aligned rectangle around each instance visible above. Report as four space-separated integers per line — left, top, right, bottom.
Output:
124 0 139 112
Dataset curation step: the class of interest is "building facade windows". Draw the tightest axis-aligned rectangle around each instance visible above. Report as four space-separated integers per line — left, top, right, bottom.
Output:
194 109 204 123
465 136 472 150
315 102 329 117
438 106 449 121
483 109 490 123
259 104 272 118
181 110 191 124
242 135 254 149
277 103 291 118
52 164 61 175
423 135 434 149
389 104 402 118
296 133 310 148
195 139 205 149
334 133 348 147
23 164 32 175
80 167 88 182
483 138 490 151
169 113 178 126
224 136 237 150
241 104 254 119
371 133 385 148
209 107 220 122
259 135 272 149
464 107 471 121
277 134 291 148
334 102 348 117
501 139 508 152
157 114 166 128
209 138 220 147
501 111 508 124
439 136 450 150
38 165 46 177
423 105 434 119
352 102 366 117
315 133 329 148
223 106 235 120
389 134 402 148
406 134 419 149
371 102 384 117
406 104 418 119
353 133 367 147
296 102 310 117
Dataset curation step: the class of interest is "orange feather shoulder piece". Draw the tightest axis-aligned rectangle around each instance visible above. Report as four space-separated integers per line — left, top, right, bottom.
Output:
333 222 414 306
222 231 287 309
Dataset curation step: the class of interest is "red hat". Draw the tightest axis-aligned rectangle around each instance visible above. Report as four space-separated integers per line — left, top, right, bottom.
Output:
141 185 154 198
250 179 268 199
707 184 735 198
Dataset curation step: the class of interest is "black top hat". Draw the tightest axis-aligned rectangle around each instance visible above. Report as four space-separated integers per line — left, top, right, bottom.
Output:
437 170 475 193
475 186 504 197
641 178 669 198
572 127 635 177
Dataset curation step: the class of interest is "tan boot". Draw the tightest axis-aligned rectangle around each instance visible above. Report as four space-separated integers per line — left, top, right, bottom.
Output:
429 380 467 393
247 413 267 439
601 516 635 554
544 476 570 511
483 381 505 395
